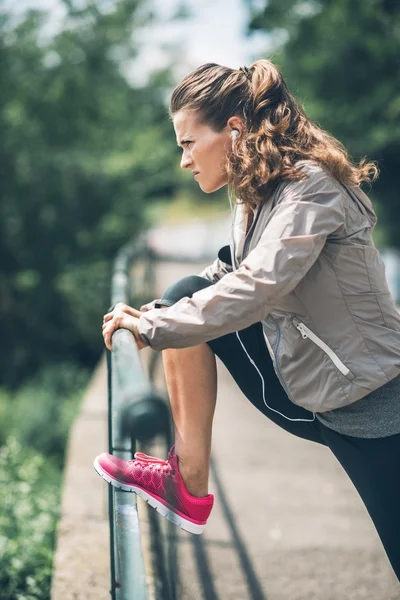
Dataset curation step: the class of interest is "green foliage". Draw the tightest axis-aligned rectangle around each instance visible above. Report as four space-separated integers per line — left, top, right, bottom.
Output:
0 363 89 468
0 1 181 388
0 438 59 600
248 0 400 246
0 363 88 598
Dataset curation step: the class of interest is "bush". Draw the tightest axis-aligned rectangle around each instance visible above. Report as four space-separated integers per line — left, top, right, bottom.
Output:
0 438 59 600
0 363 89 467
0 362 89 598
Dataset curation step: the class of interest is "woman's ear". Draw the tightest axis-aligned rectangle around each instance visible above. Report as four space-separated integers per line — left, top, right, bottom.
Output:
227 116 245 136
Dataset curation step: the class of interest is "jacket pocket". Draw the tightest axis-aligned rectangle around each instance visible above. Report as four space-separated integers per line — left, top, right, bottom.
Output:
292 318 355 381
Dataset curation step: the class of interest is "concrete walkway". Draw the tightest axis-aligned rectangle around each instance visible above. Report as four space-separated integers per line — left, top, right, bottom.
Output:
52 217 400 600
51 356 110 600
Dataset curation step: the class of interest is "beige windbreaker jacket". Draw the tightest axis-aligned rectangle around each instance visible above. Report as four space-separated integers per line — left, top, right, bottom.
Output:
139 162 400 412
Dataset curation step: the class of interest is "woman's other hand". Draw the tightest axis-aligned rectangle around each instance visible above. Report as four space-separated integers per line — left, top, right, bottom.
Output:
140 299 161 312
102 303 147 351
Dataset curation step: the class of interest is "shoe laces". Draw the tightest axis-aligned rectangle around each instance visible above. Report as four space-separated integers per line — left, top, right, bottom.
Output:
133 445 176 470
134 452 167 464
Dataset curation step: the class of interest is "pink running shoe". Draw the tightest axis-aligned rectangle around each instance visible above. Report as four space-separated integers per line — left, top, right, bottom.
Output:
93 447 213 534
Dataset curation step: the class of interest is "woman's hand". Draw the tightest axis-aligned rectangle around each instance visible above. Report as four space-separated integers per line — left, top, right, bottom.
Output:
140 299 161 312
102 303 147 351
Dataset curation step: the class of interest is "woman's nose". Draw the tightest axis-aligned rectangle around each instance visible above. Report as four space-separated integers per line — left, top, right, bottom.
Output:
180 151 192 169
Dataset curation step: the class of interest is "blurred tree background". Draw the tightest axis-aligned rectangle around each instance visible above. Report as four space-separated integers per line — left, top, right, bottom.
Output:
0 0 183 390
0 1 188 596
247 0 400 246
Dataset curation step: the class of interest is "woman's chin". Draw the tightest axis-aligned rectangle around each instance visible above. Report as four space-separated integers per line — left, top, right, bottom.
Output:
199 185 214 194
199 179 227 194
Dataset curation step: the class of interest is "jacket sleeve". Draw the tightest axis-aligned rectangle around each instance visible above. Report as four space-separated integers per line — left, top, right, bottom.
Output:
138 170 346 350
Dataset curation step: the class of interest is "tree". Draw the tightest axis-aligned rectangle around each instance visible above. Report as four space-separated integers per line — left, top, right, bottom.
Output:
0 1 180 387
248 0 400 245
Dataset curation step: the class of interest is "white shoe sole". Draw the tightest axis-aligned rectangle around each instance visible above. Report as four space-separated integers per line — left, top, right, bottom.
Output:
93 457 205 535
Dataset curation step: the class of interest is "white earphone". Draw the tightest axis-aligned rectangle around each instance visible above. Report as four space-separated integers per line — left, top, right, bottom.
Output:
231 129 239 140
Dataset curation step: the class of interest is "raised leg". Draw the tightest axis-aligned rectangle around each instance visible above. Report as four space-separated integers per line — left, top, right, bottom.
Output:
162 342 217 498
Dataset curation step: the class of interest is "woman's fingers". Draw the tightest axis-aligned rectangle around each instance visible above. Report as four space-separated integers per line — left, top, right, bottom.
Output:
103 303 142 324
102 322 114 350
114 303 141 318
103 303 125 323
102 314 121 350
104 300 159 323
102 312 146 351
103 319 124 351
125 306 142 318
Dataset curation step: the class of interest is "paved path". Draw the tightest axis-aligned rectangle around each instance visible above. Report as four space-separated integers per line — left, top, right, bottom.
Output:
52 216 400 599
51 357 110 600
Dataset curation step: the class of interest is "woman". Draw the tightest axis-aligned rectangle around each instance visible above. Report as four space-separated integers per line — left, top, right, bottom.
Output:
95 60 400 578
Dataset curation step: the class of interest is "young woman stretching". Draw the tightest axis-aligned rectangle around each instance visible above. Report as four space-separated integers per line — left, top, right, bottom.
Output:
95 60 400 579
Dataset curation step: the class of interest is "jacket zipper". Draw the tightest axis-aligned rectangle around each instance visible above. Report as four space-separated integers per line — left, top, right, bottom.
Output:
294 321 352 377
268 316 295 401
230 204 238 268
231 201 262 268
242 203 262 258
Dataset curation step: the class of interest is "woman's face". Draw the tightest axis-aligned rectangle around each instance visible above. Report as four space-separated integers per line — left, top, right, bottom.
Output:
173 110 232 193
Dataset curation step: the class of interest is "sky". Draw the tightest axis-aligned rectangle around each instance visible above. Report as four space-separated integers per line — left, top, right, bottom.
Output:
134 0 270 76
7 0 271 83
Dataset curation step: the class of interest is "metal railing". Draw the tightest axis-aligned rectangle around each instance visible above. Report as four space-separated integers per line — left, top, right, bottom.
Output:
106 231 220 600
106 236 170 600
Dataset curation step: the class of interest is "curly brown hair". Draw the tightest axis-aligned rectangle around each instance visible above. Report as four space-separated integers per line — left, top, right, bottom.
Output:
169 59 378 208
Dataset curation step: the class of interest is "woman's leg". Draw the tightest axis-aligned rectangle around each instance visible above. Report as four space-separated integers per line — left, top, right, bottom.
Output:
158 275 221 497
321 426 400 580
162 343 217 498
208 322 324 444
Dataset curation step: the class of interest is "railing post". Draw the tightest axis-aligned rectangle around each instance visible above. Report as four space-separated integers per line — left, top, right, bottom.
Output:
106 350 118 600
107 324 170 600
109 331 148 600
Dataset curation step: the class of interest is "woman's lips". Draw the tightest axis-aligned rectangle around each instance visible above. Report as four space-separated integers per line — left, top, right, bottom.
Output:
194 172 200 179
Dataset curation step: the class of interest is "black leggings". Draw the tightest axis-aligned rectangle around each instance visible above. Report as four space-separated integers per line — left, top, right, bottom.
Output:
160 275 400 580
